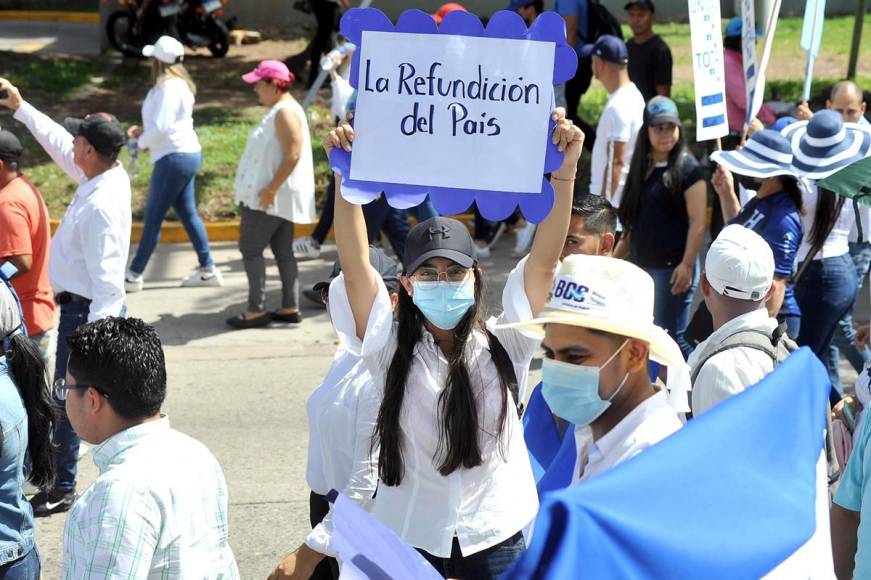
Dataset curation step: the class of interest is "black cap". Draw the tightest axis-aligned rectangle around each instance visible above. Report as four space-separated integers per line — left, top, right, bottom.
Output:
624 0 655 12
404 217 475 275
0 130 23 163
579 35 629 65
313 246 400 294
63 113 126 158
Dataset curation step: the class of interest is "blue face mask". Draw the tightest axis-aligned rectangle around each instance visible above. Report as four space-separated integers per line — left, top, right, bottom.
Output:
541 340 629 426
412 279 475 330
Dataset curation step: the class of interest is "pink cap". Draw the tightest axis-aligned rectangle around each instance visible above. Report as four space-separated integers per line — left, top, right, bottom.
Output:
242 60 293 84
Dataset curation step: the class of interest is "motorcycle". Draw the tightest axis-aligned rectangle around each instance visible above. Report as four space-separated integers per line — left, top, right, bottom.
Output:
106 0 231 58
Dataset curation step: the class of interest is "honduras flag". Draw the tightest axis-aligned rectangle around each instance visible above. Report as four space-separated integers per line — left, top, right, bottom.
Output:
505 347 831 579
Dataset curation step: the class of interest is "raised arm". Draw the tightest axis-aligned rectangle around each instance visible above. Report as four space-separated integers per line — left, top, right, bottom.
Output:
325 124 380 340
712 164 741 222
525 110 585 316
0 78 83 183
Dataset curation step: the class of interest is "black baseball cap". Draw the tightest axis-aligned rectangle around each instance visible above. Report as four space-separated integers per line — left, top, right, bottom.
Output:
579 35 629 64
63 112 126 158
313 246 400 294
404 217 475 275
0 130 23 163
644 96 681 126
624 0 655 12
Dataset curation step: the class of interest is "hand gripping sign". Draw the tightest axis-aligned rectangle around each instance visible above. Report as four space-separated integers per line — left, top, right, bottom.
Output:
328 8 578 223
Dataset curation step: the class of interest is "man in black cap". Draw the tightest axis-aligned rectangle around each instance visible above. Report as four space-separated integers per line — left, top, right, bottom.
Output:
624 0 672 103
0 78 132 516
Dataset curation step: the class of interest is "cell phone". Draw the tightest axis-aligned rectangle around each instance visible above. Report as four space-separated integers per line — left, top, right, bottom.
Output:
0 261 18 280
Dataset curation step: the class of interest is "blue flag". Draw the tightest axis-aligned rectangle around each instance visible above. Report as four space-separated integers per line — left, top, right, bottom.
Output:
523 383 564 483
504 347 829 579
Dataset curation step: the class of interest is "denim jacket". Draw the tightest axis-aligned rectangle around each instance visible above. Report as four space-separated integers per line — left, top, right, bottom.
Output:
0 357 35 564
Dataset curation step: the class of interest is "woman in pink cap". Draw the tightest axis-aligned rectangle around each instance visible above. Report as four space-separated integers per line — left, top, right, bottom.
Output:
229 60 316 329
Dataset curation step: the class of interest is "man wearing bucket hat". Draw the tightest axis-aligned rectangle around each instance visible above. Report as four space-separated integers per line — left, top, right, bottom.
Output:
0 78 131 516
782 109 871 403
503 254 688 485
710 130 804 339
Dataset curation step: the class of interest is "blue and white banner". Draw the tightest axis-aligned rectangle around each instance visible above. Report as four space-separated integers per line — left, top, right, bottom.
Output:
504 348 832 578
688 0 729 141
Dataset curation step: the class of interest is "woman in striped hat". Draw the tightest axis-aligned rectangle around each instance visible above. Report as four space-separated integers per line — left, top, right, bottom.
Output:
711 129 804 339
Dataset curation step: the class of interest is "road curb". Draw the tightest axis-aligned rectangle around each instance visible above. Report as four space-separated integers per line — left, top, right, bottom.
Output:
49 213 478 243
0 11 99 24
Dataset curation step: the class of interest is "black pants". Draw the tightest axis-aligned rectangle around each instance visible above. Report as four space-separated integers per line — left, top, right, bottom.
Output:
308 0 337 88
309 491 340 580
418 532 525 579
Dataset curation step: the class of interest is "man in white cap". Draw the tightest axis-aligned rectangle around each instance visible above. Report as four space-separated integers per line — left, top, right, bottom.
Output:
689 225 794 415
506 254 689 485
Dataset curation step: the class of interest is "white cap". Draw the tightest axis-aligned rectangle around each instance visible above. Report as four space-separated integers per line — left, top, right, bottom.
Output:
142 36 185 64
705 224 774 301
500 254 691 412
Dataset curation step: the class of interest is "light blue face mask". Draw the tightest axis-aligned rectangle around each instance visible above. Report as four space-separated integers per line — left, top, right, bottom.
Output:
541 340 629 426
412 278 475 330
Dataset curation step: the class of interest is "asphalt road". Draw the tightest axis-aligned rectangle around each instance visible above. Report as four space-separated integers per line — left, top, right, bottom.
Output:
0 21 99 55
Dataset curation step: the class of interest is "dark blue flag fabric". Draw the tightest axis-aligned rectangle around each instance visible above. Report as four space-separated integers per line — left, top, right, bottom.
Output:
504 347 830 579
523 382 564 483
330 491 442 580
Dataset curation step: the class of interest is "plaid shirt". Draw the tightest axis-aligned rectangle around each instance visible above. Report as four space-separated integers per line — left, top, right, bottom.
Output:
62 417 239 579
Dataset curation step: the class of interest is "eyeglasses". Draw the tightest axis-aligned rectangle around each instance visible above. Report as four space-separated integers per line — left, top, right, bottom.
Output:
412 266 472 283
53 378 110 401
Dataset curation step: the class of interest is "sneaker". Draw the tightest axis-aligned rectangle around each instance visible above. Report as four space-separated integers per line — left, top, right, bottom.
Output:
303 288 326 308
293 236 321 260
181 266 224 288
512 222 536 257
124 270 143 293
474 243 491 259
30 488 76 517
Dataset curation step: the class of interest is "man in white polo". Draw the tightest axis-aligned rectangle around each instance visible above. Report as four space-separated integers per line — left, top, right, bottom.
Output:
507 254 689 486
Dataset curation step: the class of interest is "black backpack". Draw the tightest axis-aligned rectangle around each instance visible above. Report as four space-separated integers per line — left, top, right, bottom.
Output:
581 1 625 45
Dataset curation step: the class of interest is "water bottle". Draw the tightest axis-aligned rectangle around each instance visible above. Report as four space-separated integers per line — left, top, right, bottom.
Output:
127 138 139 177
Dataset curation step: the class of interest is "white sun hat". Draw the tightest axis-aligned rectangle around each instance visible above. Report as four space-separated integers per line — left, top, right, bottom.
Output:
142 35 185 64
501 254 691 412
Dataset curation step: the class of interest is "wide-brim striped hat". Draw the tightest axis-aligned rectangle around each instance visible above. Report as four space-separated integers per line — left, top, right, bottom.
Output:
782 109 871 180
710 129 795 179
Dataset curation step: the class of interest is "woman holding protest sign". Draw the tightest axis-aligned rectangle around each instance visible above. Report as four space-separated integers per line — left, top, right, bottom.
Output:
322 108 583 578
616 96 706 359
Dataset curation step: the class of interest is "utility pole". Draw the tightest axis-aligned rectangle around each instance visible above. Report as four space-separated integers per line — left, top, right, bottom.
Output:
847 0 867 79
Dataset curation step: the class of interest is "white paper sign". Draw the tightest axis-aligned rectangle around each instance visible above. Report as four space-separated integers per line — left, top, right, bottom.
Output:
688 0 729 141
350 31 555 193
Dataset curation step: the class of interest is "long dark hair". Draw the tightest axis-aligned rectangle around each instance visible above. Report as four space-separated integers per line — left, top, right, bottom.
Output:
373 266 518 486
809 186 846 250
618 120 691 234
6 334 56 490
778 175 805 215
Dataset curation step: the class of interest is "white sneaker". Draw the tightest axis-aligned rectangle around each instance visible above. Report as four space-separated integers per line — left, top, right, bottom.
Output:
125 270 143 293
474 243 491 259
512 222 536 257
293 236 321 260
181 266 224 287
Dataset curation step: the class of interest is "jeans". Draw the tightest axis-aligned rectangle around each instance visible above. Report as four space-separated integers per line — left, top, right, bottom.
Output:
308 492 339 580
239 206 298 312
362 196 411 265
129 151 213 275
52 300 91 492
643 262 700 359
777 314 801 342
419 532 525 579
0 547 39 579
795 253 859 402
827 242 871 392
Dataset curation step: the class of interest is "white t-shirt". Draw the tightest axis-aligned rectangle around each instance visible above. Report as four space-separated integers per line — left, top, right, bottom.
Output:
798 179 870 262
589 82 645 206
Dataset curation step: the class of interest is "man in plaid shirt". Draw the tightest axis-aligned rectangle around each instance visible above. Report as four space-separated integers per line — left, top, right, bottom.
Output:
56 317 239 578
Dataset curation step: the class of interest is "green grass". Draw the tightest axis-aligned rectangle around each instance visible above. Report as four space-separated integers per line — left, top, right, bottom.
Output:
1 54 100 98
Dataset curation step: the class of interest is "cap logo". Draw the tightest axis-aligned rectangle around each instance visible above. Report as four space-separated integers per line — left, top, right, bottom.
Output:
427 225 451 240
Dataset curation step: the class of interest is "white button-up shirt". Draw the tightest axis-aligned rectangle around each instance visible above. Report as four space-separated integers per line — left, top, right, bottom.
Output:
305 347 379 558
14 102 131 322
572 391 682 484
62 418 239 579
689 309 778 416
137 77 201 163
329 257 540 558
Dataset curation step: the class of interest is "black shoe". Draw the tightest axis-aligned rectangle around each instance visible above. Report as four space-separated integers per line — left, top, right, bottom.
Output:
271 311 303 323
30 488 76 517
302 288 326 309
226 313 271 329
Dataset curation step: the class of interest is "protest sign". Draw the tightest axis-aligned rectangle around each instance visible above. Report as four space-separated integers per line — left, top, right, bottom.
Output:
688 0 729 142
746 0 782 133
800 0 826 101
740 0 758 130
328 8 578 223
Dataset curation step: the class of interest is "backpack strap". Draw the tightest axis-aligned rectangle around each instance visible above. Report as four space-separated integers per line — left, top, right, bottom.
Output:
690 328 781 385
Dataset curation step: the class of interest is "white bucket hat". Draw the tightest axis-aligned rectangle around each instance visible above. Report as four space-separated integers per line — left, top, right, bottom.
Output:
501 255 691 412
